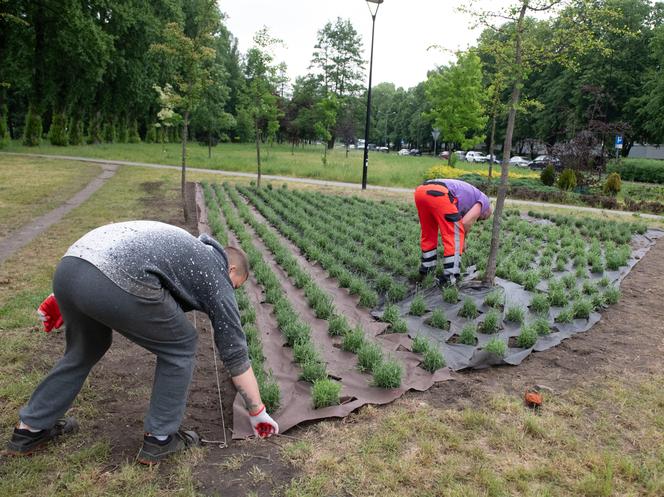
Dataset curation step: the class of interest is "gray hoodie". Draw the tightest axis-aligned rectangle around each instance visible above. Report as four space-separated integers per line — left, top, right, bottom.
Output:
64 221 250 376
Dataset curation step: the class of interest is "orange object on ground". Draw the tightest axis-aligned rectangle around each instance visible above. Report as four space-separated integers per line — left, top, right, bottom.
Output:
524 388 543 408
414 181 465 277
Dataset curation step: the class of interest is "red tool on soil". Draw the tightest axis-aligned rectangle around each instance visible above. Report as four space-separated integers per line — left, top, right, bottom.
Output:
524 386 544 410
37 294 63 332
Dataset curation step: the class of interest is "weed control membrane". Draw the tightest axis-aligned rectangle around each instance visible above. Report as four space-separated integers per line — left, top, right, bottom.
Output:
381 229 664 371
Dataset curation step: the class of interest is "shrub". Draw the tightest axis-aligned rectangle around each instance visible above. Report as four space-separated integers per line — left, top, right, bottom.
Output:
359 288 379 309
540 164 556 186
516 325 538 348
607 159 664 184
582 280 598 295
312 379 341 409
128 119 141 143
532 317 550 335
598 276 610 288
479 309 501 334
68 117 83 145
591 292 605 309
484 337 507 358
411 336 430 354
0 105 9 148
422 347 446 372
505 306 525 323
300 360 328 383
341 326 365 353
387 283 407 302
530 293 550 315
103 121 115 143
283 321 311 347
459 298 479 319
557 168 577 191
328 314 350 336
409 294 427 316
572 298 593 319
381 304 400 324
604 286 621 305
260 377 281 414
428 308 449 329
523 270 540 291
372 359 403 388
562 273 577 290
357 342 384 373
146 124 157 143
604 172 622 196
442 285 459 304
22 106 42 146
293 340 318 364
484 289 504 308
391 318 408 334
458 323 477 345
555 308 574 323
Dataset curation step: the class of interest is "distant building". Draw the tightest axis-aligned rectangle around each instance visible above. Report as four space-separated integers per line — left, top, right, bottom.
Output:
628 144 664 160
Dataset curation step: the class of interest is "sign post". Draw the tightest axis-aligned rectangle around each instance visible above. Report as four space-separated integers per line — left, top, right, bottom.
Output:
432 129 440 158
614 135 623 159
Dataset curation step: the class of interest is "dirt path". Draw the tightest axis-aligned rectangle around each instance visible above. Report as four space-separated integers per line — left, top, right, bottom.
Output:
3 152 661 221
0 162 118 264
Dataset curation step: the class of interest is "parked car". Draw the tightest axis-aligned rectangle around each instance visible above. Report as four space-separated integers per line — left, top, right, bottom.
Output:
409 149 422 156
482 154 500 164
454 151 466 161
439 151 450 159
509 156 531 167
528 155 561 171
398 148 411 156
465 151 485 163
377 146 389 153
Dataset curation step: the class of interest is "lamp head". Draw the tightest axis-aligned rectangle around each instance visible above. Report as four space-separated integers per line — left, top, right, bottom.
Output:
366 0 384 3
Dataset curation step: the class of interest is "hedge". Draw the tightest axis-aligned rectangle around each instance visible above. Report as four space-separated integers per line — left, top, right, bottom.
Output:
607 159 664 184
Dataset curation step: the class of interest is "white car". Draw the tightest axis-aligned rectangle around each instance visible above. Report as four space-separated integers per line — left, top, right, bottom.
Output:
509 156 531 167
398 148 411 156
465 151 485 163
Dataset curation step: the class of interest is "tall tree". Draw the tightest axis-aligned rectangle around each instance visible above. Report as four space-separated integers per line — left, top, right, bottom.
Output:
424 51 488 163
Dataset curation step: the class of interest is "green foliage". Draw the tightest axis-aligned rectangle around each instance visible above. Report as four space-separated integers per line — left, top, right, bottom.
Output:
260 378 281 414
424 51 487 151
603 172 621 196
458 323 477 345
372 359 403 388
357 342 384 373
103 122 116 143
478 309 501 334
505 305 525 324
341 326 365 353
532 317 550 336
603 286 621 305
411 336 430 354
128 120 141 143
300 360 328 383
442 285 459 303
557 168 577 191
540 164 556 186
312 379 341 409
422 347 445 373
607 159 664 184
409 294 427 316
381 304 400 325
428 308 449 329
530 293 550 315
48 112 68 146
459 298 479 319
516 325 538 348
555 307 574 323
68 117 84 146
390 318 408 334
145 124 157 143
22 106 42 146
523 270 540 291
572 298 593 319
484 289 504 308
484 337 507 358
328 314 350 336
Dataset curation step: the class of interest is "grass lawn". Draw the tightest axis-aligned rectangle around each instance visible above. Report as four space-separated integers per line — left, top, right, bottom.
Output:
0 157 101 238
1 157 662 496
2 141 539 188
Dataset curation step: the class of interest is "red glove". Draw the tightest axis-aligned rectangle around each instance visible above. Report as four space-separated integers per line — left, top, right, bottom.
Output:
249 405 279 438
37 294 63 332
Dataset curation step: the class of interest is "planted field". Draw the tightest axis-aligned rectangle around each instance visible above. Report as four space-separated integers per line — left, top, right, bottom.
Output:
201 183 661 434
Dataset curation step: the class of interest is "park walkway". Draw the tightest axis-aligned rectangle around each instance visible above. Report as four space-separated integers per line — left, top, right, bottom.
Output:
2 152 662 221
0 161 118 264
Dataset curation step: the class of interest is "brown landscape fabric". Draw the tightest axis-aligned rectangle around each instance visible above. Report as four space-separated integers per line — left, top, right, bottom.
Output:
195 184 451 438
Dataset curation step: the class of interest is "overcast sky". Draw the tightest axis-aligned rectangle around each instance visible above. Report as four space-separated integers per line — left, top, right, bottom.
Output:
219 0 517 91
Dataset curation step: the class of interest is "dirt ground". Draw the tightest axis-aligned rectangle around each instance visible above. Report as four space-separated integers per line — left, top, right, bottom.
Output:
25 181 664 496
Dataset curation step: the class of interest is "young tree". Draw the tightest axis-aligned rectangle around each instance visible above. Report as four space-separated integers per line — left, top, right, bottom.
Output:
313 95 339 165
238 27 284 187
424 51 488 164
150 1 220 205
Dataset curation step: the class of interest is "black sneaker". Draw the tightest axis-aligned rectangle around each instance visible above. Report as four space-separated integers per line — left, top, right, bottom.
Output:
136 430 200 465
6 417 79 456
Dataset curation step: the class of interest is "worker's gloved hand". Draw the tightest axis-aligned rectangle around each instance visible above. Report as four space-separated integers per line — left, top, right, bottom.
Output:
37 294 63 332
249 405 279 438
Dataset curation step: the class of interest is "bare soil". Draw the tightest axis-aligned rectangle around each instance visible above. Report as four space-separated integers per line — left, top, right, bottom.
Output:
24 181 664 496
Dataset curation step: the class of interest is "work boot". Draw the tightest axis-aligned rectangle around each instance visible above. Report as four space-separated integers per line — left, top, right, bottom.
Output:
136 430 200 465
6 417 79 456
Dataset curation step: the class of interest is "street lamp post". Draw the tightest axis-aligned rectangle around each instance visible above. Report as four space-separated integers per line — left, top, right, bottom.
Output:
361 0 384 190
432 128 440 158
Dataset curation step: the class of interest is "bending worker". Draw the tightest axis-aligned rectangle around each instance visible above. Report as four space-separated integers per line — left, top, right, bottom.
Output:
6 221 278 464
415 178 492 284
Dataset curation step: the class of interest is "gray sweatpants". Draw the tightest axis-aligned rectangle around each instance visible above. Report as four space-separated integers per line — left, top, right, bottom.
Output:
19 257 198 435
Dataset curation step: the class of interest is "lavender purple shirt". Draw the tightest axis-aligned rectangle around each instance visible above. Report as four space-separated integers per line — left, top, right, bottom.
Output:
428 178 491 217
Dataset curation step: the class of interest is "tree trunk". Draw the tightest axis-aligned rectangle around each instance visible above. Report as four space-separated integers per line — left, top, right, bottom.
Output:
255 123 262 188
208 131 212 159
488 108 498 181
181 111 189 221
483 2 527 286
291 140 295 155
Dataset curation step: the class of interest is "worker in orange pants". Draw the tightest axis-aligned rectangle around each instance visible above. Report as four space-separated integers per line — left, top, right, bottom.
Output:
414 179 492 284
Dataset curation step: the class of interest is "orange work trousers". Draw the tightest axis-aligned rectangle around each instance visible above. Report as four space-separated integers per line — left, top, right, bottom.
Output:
414 182 465 276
